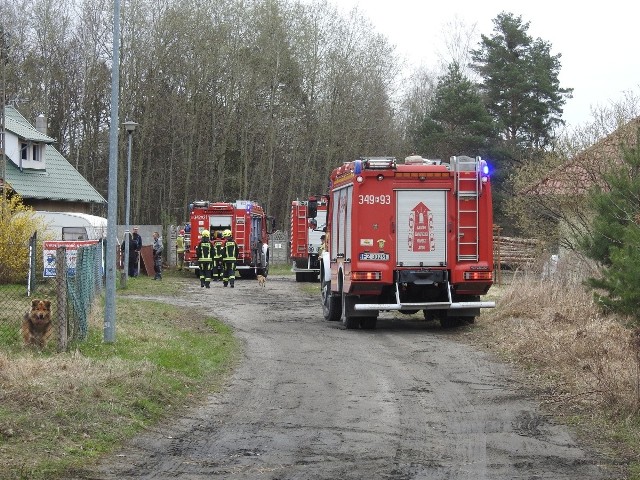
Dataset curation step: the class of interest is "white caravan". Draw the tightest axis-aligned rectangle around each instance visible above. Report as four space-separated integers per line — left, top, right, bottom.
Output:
35 211 107 241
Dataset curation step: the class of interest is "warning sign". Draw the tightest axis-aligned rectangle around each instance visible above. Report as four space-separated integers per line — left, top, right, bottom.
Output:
43 240 99 277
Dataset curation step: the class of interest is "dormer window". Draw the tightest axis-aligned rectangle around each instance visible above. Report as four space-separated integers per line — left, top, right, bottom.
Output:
20 141 43 163
5 109 53 172
14 140 46 170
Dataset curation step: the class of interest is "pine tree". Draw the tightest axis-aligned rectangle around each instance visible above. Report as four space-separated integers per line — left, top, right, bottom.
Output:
579 128 640 321
470 12 572 153
411 63 496 160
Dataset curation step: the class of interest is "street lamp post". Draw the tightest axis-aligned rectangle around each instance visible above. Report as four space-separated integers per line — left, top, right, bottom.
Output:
121 120 138 288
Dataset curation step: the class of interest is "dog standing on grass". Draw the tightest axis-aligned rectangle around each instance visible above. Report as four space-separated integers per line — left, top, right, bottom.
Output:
22 299 52 349
257 274 266 287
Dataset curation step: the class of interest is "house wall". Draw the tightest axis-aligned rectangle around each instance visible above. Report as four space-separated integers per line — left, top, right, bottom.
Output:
26 199 99 215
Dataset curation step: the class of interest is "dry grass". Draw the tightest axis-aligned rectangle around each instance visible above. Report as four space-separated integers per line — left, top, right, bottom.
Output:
475 265 640 474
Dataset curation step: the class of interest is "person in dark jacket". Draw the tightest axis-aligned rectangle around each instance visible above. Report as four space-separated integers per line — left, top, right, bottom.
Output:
152 231 163 280
131 227 143 276
120 233 138 277
212 231 224 281
221 229 239 288
196 230 214 288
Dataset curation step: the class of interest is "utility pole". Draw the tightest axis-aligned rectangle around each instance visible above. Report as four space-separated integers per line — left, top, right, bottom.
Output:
1 29 7 203
104 0 121 343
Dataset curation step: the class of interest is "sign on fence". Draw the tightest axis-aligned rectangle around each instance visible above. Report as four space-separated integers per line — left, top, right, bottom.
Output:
43 240 99 277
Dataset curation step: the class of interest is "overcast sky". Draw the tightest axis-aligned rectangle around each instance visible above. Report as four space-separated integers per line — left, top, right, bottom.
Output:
327 0 639 129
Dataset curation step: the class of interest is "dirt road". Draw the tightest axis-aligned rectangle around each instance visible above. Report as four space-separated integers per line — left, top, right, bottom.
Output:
72 275 616 479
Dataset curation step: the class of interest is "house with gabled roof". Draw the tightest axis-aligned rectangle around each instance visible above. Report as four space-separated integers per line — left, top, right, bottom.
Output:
526 118 640 196
1 105 106 213
520 117 640 262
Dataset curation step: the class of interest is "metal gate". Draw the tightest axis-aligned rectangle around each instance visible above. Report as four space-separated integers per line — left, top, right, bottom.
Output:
268 230 289 265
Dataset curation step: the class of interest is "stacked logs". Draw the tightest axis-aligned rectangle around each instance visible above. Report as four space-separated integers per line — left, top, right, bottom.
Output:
493 232 543 271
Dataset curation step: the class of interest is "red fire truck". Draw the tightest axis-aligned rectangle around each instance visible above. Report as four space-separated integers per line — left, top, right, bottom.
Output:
185 200 274 278
321 155 495 329
290 195 329 282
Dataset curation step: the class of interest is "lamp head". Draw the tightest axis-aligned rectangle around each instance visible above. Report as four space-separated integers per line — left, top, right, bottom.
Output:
123 120 138 133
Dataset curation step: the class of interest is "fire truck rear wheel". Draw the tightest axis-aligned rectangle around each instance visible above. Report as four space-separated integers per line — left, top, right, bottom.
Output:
321 279 341 322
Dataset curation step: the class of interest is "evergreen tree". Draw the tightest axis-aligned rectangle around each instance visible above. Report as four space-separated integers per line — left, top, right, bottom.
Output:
411 62 496 160
579 128 640 321
470 12 572 154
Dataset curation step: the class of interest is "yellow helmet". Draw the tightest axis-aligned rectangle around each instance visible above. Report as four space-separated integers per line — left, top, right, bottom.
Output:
222 229 232 238
201 230 210 237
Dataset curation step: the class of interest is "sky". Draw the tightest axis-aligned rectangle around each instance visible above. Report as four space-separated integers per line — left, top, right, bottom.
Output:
328 0 639 129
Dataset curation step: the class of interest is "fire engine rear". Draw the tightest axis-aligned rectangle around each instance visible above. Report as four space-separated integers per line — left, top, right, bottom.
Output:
290 195 328 282
185 200 274 278
321 155 495 329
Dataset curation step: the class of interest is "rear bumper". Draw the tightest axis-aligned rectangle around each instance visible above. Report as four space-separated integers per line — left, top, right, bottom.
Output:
353 281 495 312
353 301 495 311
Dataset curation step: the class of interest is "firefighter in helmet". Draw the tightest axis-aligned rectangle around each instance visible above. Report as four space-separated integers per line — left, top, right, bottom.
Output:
212 230 224 281
195 229 214 288
221 229 238 288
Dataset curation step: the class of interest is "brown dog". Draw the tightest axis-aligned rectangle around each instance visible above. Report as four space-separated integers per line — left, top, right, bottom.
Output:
22 299 52 348
257 275 266 287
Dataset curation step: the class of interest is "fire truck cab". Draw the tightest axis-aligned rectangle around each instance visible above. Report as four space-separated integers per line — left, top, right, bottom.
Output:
185 200 274 278
321 155 495 329
290 195 328 282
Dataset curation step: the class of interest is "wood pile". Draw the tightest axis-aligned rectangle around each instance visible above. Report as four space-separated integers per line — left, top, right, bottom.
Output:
493 235 543 271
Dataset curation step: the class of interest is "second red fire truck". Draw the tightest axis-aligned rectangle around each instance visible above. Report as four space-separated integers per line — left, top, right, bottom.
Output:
290 195 329 282
184 200 274 278
321 155 495 329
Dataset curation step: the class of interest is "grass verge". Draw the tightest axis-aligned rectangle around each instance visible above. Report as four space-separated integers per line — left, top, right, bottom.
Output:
0 276 240 480
474 270 640 479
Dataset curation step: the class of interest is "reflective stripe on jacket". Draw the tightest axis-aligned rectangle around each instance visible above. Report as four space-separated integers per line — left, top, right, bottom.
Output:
197 240 213 261
223 240 238 260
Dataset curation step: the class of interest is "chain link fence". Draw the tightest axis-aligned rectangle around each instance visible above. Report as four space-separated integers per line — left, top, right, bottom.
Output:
0 232 104 352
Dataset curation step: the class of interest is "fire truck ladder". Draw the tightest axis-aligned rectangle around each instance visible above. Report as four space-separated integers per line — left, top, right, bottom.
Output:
295 206 309 264
455 156 480 262
235 214 246 259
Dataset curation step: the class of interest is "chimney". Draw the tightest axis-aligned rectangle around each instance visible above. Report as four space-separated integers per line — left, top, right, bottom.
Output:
35 114 47 135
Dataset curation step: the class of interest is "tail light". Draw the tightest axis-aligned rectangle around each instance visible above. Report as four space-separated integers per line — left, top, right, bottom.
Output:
464 271 493 281
351 271 381 281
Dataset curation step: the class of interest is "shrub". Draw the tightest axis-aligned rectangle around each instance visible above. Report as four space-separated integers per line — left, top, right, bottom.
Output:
0 195 47 284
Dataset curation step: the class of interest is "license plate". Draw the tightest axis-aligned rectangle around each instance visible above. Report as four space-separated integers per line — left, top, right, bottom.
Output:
359 252 389 261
